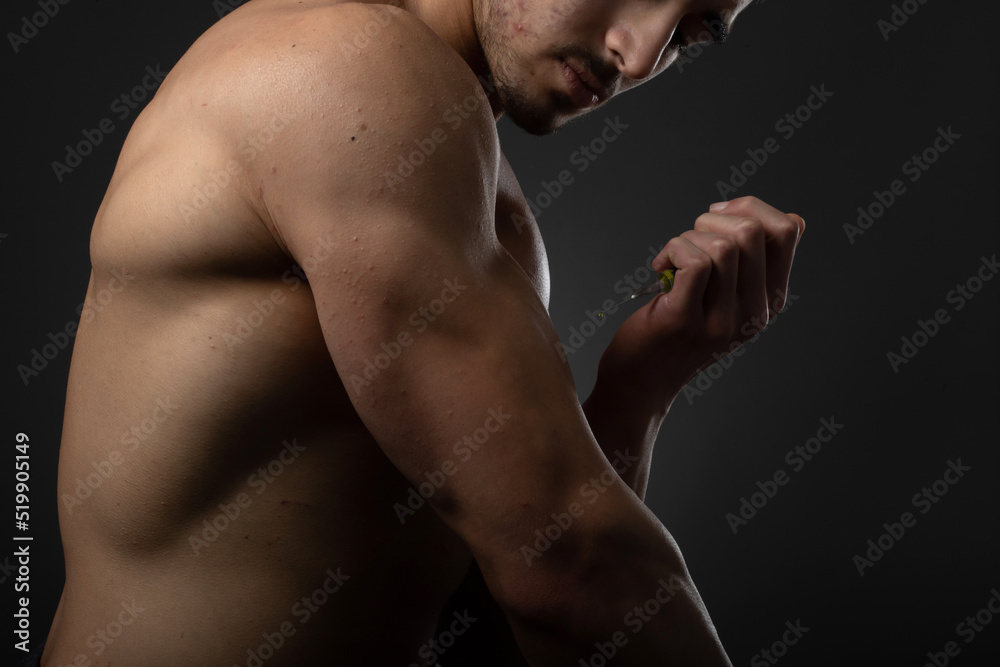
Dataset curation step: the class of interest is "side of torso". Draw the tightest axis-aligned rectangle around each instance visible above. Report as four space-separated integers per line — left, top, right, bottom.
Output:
46 1 546 664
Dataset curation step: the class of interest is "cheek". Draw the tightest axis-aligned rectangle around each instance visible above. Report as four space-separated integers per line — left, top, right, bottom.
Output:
506 0 540 39
548 0 601 28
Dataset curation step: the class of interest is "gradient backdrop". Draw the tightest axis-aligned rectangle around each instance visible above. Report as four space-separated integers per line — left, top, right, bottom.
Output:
3 0 999 665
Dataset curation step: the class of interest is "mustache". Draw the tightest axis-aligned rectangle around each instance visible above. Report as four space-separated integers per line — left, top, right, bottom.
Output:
559 47 621 95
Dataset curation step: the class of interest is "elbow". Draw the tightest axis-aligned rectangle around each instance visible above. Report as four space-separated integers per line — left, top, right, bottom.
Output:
485 505 693 638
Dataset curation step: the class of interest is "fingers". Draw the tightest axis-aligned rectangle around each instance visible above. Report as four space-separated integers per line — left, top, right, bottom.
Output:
710 196 804 314
693 213 768 328
653 232 739 340
647 195 803 354
787 213 807 247
680 231 739 337
653 236 711 321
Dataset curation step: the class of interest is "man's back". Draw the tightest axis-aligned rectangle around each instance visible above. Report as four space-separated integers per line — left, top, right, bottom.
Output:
46 1 517 663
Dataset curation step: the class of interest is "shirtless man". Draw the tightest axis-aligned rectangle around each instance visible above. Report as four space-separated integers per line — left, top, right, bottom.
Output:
38 0 805 664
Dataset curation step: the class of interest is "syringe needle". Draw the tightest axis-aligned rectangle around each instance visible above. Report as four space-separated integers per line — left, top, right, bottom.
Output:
609 295 637 309
596 270 676 320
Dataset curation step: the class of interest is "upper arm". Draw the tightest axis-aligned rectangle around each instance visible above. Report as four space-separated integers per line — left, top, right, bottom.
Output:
261 4 649 608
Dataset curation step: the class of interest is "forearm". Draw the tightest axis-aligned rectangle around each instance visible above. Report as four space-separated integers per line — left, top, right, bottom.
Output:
583 373 672 500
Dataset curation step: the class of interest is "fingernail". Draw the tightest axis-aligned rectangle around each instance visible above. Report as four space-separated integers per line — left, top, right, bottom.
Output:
709 201 729 213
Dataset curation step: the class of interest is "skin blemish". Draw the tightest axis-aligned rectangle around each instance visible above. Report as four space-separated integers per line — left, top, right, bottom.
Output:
271 165 277 173
350 136 356 141
360 122 368 130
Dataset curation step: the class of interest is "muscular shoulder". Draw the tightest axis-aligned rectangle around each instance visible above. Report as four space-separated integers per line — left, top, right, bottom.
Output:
296 2 497 160
311 3 474 86
240 2 494 143
167 1 499 185
235 3 501 260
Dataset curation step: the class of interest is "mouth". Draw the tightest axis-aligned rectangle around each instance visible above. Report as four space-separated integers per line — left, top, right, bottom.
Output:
560 58 607 109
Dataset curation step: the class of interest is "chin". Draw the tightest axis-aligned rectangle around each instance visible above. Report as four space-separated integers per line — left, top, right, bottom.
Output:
506 108 562 136
497 84 575 136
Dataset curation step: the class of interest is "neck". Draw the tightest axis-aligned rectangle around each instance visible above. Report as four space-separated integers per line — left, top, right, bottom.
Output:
401 0 505 121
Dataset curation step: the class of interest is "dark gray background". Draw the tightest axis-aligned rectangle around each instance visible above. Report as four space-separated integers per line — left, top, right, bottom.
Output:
3 0 999 665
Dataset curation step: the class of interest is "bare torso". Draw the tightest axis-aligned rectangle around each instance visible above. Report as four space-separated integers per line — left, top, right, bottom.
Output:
45 1 546 664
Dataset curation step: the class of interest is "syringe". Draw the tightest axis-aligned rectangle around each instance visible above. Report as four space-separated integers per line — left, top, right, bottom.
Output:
597 270 675 319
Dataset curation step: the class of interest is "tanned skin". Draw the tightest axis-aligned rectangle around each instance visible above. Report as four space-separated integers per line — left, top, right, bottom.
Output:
43 0 803 664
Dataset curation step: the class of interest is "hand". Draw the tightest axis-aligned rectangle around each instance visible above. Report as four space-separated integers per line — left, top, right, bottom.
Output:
596 196 805 416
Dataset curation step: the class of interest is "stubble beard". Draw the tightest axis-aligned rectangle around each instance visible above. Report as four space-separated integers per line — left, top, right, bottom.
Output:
476 1 569 136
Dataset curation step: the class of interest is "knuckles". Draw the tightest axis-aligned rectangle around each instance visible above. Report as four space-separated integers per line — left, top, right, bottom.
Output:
721 195 762 214
772 217 802 246
733 218 764 246
716 196 803 248
709 236 739 261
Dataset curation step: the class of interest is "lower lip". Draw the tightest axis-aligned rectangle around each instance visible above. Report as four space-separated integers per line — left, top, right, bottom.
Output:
561 61 598 109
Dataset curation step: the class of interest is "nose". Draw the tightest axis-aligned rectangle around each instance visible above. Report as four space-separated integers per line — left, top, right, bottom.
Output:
604 8 680 81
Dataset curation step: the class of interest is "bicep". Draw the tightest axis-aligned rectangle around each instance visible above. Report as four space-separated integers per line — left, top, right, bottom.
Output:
269 8 633 589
